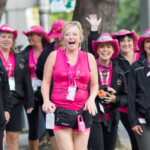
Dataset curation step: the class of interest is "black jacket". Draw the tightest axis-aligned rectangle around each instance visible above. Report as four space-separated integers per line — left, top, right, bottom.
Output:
0 62 12 127
35 42 55 80
0 53 34 109
95 60 127 131
128 53 150 127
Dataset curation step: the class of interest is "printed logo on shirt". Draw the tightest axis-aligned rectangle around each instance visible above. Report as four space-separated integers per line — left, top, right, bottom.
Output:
116 78 121 85
19 64 24 69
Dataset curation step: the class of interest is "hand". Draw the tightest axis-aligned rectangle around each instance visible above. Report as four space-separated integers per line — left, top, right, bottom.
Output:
27 108 34 114
4 111 10 125
85 14 102 31
84 98 97 116
107 87 116 95
132 125 143 136
104 92 116 104
42 100 56 114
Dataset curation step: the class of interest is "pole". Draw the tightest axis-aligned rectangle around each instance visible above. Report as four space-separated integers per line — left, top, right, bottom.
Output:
38 0 50 32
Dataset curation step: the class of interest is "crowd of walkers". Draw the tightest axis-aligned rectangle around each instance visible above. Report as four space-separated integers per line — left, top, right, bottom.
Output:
0 13 150 150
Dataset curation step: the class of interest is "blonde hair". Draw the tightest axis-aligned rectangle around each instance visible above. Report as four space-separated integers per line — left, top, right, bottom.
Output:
0 32 18 54
62 21 84 42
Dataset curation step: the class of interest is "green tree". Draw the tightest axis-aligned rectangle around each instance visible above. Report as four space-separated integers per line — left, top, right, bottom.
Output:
116 0 140 34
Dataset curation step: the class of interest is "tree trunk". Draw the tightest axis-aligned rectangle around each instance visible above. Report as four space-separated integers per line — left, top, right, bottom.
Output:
73 0 120 51
0 0 7 21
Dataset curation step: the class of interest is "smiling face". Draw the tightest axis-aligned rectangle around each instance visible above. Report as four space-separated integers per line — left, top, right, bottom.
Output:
143 38 150 56
97 42 114 62
63 25 81 51
119 35 134 55
0 32 13 51
27 33 42 46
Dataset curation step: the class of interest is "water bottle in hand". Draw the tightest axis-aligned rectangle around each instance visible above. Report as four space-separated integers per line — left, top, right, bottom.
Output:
46 109 55 129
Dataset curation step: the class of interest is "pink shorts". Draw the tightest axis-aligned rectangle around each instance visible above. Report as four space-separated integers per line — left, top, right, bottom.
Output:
53 125 90 132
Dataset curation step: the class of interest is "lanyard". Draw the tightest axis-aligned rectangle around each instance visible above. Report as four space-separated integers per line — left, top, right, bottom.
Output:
62 49 81 86
0 51 15 78
31 47 43 65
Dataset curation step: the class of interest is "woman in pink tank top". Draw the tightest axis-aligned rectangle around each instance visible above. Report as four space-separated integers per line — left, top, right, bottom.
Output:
41 21 98 150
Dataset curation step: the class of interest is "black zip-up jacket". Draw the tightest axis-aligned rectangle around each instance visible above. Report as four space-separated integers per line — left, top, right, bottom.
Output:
35 42 55 80
0 53 34 109
128 53 150 127
0 62 12 127
95 60 127 131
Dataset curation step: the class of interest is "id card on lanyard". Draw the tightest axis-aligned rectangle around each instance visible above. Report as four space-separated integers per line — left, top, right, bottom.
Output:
63 50 80 101
31 77 41 91
9 77 16 91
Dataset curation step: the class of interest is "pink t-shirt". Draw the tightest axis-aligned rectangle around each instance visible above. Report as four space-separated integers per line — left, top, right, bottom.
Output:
119 52 140 113
51 50 90 111
0 51 15 78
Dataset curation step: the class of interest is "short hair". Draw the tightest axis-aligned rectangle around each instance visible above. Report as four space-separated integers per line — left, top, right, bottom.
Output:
62 21 84 42
117 34 134 45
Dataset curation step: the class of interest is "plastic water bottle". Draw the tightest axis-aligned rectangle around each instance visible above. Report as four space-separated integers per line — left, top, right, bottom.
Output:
46 111 55 129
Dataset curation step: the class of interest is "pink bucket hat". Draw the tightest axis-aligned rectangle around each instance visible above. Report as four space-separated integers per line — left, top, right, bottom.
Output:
92 33 119 59
48 20 65 38
22 25 50 43
111 29 138 51
138 29 150 54
0 24 18 39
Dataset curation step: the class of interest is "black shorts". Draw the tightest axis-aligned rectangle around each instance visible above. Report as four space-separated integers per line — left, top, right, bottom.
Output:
6 102 23 131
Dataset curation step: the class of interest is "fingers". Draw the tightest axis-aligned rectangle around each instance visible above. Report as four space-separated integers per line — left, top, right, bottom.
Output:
132 125 143 136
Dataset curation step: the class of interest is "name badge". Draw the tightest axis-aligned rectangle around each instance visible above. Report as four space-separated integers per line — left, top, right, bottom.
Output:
9 77 16 91
66 86 77 101
147 71 150 77
32 78 41 91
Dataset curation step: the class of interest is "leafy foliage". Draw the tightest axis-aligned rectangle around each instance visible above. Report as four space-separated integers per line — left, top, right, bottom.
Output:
49 12 73 27
115 0 140 35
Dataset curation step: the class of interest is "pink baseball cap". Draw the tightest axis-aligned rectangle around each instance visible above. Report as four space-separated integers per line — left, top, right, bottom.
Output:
22 25 50 43
0 24 18 39
138 29 150 54
48 20 65 39
112 29 138 51
92 33 119 59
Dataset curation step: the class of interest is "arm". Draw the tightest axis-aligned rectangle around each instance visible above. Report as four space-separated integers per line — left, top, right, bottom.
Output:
85 53 99 116
36 44 54 80
3 69 12 124
41 51 57 114
127 65 141 135
86 14 101 55
23 57 34 113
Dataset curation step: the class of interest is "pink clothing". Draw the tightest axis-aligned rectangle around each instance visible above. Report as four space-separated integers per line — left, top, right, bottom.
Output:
53 125 90 132
119 51 140 113
98 65 113 121
0 51 15 78
51 50 90 111
29 48 43 78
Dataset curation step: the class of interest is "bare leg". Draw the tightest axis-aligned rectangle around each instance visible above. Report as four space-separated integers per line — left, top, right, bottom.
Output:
29 139 39 150
6 131 20 150
73 131 90 150
54 129 74 150
50 136 59 150
3 130 6 150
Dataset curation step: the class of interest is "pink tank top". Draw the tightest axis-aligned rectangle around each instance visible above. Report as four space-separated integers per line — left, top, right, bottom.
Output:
0 51 15 78
119 51 140 113
51 50 90 111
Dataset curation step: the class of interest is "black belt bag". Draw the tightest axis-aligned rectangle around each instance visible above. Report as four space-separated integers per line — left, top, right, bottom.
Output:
55 107 84 127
